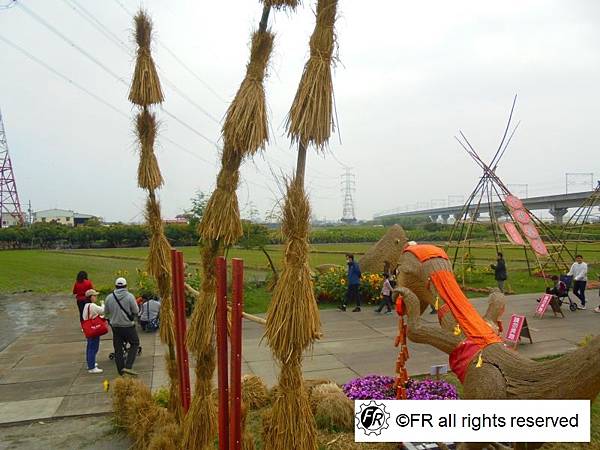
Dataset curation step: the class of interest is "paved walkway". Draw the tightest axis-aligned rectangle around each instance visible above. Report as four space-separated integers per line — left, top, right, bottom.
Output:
0 291 598 425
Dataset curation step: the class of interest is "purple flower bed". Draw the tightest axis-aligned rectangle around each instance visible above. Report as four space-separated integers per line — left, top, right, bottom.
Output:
405 379 458 400
343 375 396 400
343 375 459 401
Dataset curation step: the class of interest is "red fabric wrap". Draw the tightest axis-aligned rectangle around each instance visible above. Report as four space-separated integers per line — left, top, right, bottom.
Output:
403 244 449 263
437 303 451 323
449 339 480 383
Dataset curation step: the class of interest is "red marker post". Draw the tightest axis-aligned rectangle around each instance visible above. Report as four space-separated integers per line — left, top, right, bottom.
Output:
216 256 229 450
229 258 244 450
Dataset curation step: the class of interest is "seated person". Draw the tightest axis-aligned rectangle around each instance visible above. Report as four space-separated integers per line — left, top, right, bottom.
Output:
545 275 566 297
139 294 161 331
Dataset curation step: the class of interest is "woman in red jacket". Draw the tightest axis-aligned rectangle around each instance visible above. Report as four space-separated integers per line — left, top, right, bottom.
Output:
73 271 94 321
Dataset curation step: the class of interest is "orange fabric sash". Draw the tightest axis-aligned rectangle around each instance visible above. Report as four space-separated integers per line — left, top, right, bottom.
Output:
403 244 448 263
430 270 502 348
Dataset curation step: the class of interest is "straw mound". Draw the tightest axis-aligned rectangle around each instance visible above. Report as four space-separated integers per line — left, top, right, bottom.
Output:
242 375 270 410
198 152 243 246
286 0 338 149
222 30 274 157
260 0 300 10
147 421 181 450
314 392 354 432
358 224 408 273
112 377 140 429
241 403 256 450
264 361 318 450
129 11 164 106
136 108 163 190
309 382 343 412
265 179 321 362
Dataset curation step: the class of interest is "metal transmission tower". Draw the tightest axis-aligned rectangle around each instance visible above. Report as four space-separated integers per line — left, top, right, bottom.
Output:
340 168 357 223
0 108 25 227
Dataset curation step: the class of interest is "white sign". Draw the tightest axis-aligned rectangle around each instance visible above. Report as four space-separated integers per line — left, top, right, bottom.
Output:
354 400 590 443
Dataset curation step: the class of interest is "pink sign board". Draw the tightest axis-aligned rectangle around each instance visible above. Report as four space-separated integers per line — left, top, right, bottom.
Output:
535 294 553 317
501 222 526 245
505 314 525 343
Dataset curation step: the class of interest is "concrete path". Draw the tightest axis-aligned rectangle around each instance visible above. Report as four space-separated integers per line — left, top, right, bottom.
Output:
0 291 598 425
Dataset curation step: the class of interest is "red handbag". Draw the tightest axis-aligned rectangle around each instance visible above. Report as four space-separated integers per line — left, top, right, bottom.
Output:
82 305 109 338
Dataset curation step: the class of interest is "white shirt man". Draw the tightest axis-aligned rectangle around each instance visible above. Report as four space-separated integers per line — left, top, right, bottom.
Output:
568 256 588 309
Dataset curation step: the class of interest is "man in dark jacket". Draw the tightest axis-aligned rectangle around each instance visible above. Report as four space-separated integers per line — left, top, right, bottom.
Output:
339 254 362 312
491 252 507 293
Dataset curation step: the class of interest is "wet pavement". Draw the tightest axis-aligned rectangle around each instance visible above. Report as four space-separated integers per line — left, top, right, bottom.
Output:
0 291 599 424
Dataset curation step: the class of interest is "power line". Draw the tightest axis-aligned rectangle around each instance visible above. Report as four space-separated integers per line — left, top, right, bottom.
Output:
112 0 227 104
16 1 219 149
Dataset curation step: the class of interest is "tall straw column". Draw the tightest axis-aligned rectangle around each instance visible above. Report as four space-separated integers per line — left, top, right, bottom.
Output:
182 19 275 450
128 10 180 417
264 1 338 448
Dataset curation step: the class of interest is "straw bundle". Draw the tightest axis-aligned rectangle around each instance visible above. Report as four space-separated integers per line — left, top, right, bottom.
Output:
314 392 354 432
309 382 343 412
129 11 164 106
265 178 321 362
147 421 181 450
181 350 218 450
264 360 317 450
242 374 270 410
112 377 139 429
198 152 243 246
241 403 256 450
286 0 338 149
222 30 274 158
260 0 300 10
136 108 163 190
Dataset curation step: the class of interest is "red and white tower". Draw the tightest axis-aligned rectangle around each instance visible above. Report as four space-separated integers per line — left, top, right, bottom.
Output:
0 108 25 227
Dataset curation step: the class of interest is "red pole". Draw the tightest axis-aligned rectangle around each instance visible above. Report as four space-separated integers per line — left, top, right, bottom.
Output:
216 256 229 450
230 258 243 450
170 250 185 412
176 251 191 412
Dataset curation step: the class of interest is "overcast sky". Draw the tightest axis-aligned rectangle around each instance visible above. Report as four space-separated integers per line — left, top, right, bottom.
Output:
1 0 599 223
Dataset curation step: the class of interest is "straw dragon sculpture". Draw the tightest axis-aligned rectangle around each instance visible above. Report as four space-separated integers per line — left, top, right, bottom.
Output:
361 225 600 449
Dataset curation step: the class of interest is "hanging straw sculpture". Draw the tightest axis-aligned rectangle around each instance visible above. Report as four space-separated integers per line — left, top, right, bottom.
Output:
136 109 163 190
184 15 276 448
286 0 338 150
129 9 179 418
129 11 164 106
260 0 300 10
222 30 274 158
265 1 338 448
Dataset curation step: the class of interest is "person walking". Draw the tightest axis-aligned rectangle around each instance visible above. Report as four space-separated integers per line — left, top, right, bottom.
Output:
82 289 105 374
73 271 94 322
375 273 393 314
490 252 507 293
568 255 588 310
139 294 161 332
339 253 362 312
104 277 140 376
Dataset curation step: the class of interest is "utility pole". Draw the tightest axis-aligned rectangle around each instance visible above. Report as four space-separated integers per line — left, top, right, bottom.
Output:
340 168 356 223
0 107 25 228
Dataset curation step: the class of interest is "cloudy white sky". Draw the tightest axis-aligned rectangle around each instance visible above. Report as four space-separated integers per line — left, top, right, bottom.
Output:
1 0 599 223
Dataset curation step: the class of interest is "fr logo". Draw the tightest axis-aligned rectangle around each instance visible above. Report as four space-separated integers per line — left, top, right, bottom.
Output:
356 401 390 436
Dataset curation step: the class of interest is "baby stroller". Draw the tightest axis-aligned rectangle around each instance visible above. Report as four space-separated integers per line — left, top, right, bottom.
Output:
109 344 142 360
556 275 577 312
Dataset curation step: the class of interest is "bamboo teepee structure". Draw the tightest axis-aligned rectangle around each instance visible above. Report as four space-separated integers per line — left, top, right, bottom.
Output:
264 1 338 449
556 180 600 258
128 10 180 417
183 4 278 449
446 96 572 287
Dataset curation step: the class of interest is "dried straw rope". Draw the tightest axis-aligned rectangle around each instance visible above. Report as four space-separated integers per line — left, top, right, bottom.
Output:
136 108 163 190
222 30 274 158
198 151 243 246
264 359 318 450
129 11 164 106
265 178 321 362
286 0 338 150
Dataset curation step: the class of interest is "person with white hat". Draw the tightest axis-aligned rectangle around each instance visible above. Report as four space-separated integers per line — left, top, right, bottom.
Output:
82 289 104 374
104 277 140 376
